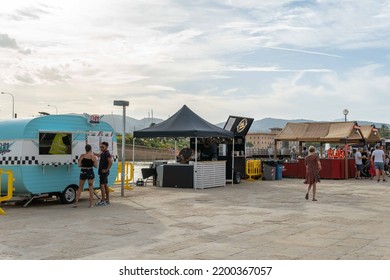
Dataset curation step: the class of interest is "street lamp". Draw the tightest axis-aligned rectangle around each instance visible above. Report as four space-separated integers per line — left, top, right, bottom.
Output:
48 104 58 114
1 92 15 118
113 100 129 197
343 109 349 122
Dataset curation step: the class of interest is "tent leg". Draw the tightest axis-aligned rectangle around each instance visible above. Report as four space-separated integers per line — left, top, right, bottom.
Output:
232 138 234 185
132 138 135 186
194 137 197 190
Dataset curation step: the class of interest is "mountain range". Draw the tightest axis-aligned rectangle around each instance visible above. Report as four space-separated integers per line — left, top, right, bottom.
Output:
102 114 388 134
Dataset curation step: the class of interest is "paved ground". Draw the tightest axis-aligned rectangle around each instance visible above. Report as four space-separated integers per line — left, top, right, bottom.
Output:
1 178 390 260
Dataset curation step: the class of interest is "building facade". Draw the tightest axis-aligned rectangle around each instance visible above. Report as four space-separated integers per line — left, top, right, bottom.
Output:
245 127 299 157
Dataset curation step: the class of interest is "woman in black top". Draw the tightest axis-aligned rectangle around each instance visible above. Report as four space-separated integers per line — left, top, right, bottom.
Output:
73 144 98 208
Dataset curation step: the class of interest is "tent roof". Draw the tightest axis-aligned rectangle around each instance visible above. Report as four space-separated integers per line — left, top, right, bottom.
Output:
274 121 365 143
133 105 234 138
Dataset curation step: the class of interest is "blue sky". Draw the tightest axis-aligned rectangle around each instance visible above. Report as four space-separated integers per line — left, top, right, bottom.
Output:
1 0 390 124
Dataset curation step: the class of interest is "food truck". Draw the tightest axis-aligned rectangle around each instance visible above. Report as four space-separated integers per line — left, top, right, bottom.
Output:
0 114 118 206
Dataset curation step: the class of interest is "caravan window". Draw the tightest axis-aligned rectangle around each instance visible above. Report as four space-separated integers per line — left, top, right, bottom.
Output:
39 132 72 155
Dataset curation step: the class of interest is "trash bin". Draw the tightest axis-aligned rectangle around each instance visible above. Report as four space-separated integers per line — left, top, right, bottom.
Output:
263 161 276 181
275 160 283 180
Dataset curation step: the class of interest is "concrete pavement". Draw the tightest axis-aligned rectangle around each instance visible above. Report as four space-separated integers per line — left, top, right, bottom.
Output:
1 178 390 260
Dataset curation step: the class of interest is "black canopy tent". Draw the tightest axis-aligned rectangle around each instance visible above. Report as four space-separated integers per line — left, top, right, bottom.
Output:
133 105 234 138
133 105 235 187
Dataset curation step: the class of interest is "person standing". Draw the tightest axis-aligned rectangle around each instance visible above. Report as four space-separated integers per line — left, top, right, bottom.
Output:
74 144 98 208
302 146 308 158
371 145 387 182
96 142 113 205
304 146 322 201
177 145 193 164
290 146 298 162
354 148 363 179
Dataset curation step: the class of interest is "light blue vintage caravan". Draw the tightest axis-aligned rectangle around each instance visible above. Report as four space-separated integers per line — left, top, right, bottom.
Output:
0 114 118 205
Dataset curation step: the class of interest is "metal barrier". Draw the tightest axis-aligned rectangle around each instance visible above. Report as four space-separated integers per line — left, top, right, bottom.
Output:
115 162 134 190
0 169 15 215
245 159 262 181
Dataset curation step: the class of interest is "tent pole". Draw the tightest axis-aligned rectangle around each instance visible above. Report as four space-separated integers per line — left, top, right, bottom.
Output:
345 140 349 179
174 139 177 161
132 137 135 186
232 137 235 185
194 137 197 190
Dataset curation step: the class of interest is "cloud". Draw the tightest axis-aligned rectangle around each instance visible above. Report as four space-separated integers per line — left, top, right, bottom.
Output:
0 34 19 49
218 65 333 73
14 71 35 84
36 66 71 83
261 46 343 58
8 5 52 21
0 33 31 55
146 85 177 92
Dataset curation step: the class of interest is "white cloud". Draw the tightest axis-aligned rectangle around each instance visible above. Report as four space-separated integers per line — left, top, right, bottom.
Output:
146 85 177 92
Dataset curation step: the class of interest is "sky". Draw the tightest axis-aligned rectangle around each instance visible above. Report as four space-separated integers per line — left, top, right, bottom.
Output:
1 0 390 124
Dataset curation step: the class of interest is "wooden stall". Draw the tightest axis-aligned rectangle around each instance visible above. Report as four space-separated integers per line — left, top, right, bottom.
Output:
274 121 368 179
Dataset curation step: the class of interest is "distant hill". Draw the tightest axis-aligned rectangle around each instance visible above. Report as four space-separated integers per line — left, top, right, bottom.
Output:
247 118 313 132
101 114 388 134
101 114 163 133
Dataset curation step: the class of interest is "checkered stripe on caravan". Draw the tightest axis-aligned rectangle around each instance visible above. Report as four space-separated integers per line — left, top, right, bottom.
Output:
0 156 39 165
0 155 119 165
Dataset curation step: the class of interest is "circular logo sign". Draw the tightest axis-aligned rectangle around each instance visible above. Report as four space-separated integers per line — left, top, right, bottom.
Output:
236 118 248 133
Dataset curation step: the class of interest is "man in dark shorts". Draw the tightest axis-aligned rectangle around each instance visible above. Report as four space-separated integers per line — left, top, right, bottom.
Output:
96 142 113 206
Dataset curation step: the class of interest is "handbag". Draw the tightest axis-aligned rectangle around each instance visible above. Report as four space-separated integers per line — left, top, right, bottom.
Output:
317 171 321 183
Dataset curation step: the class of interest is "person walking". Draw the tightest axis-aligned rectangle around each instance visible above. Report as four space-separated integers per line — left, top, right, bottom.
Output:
304 146 322 201
73 144 98 208
96 142 113 205
371 145 387 182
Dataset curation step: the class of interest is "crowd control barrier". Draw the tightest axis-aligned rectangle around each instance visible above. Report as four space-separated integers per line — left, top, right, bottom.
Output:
0 169 15 215
245 159 262 181
115 162 134 190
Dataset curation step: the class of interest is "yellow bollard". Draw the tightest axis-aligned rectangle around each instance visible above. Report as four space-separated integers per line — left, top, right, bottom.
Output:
0 169 15 215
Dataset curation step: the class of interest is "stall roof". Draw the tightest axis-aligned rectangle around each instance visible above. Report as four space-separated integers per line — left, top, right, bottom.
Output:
274 121 364 143
133 105 234 138
360 125 381 143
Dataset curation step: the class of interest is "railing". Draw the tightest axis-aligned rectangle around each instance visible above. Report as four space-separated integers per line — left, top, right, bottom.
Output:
0 169 15 215
115 162 134 190
245 159 262 181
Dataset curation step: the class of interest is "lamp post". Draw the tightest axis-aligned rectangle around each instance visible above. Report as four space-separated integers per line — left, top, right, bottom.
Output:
113 100 129 197
343 109 349 122
1 92 15 118
48 104 58 114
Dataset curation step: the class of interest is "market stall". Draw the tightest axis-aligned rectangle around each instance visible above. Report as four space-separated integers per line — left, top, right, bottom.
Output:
133 105 234 189
274 121 366 179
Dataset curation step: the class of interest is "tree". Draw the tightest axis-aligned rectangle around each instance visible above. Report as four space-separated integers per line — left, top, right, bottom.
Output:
379 124 390 139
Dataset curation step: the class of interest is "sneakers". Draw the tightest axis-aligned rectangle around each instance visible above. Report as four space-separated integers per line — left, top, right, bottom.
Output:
96 201 107 206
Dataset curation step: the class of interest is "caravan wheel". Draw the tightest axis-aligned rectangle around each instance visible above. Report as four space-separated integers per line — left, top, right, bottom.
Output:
59 185 77 204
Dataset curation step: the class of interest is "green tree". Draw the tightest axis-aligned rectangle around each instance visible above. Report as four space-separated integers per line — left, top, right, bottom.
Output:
379 124 390 138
